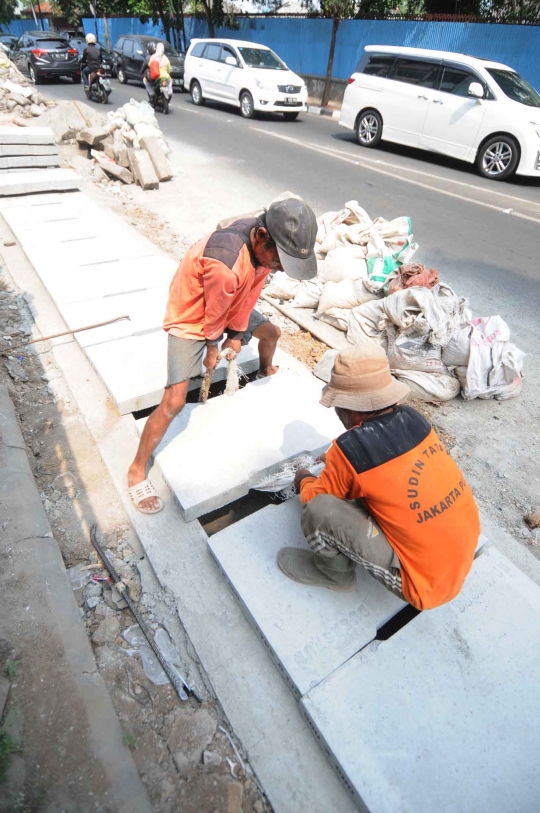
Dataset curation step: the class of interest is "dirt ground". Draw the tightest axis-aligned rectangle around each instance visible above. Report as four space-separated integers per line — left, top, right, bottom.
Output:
0 270 268 812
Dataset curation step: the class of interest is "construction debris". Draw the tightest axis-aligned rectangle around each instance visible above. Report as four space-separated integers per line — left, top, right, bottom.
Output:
76 98 172 191
35 100 106 143
0 51 48 120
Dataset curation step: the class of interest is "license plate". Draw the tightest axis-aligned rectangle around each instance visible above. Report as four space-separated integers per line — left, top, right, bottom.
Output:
173 79 181 86
285 96 296 104
101 79 111 90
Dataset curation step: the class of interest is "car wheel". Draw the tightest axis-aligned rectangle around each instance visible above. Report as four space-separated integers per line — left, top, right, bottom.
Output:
72 73 81 84
476 135 519 181
190 80 205 106
240 91 255 119
117 67 127 84
29 64 41 85
356 109 383 148
283 112 299 121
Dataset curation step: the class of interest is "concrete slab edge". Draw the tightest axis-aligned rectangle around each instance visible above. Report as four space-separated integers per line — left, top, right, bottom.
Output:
0 211 358 813
0 385 152 813
307 105 341 119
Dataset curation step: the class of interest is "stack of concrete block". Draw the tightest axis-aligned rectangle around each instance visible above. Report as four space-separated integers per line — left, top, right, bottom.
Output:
77 125 172 191
0 126 61 173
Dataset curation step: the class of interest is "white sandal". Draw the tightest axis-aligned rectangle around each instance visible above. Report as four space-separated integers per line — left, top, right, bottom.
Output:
128 479 164 515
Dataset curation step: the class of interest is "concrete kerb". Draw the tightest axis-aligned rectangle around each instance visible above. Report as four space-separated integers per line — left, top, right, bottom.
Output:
0 211 358 813
0 385 152 813
307 105 341 120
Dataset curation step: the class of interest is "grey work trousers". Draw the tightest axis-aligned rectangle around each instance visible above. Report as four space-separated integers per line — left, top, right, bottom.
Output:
301 494 406 601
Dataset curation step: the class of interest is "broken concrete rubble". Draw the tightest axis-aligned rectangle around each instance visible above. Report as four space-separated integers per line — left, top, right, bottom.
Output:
128 147 159 190
36 100 106 143
91 149 134 184
139 135 172 182
76 126 108 148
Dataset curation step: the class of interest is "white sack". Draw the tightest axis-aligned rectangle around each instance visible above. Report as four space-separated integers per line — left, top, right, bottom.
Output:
381 284 471 347
134 122 163 140
318 246 368 283
317 278 378 314
461 316 525 401
317 201 373 256
364 230 399 293
291 279 324 308
316 307 350 332
442 323 472 367
265 271 300 300
393 369 460 401
386 325 446 374
373 215 412 241
123 98 159 128
347 300 387 346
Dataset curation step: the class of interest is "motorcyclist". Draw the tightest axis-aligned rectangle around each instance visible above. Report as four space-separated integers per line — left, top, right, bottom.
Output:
81 32 101 88
142 41 156 101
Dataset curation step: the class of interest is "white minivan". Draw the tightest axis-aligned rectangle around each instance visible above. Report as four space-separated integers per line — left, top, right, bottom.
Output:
340 45 540 180
184 38 308 120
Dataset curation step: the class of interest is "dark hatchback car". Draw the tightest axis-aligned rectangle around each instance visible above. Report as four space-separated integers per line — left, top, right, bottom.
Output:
69 38 115 76
112 34 184 89
0 35 18 55
11 31 80 84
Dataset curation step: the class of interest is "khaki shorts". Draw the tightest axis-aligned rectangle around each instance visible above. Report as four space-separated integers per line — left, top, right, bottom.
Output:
166 310 270 388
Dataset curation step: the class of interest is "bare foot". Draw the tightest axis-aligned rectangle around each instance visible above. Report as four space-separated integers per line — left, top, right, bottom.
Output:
128 466 160 512
257 365 279 378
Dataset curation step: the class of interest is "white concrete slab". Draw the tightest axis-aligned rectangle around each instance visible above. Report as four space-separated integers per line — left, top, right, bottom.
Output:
208 498 405 698
87 334 267 415
0 155 60 169
0 126 55 145
23 256 175 305
0 169 79 196
137 369 343 520
301 546 540 813
0 191 71 210
0 144 59 157
59 287 169 348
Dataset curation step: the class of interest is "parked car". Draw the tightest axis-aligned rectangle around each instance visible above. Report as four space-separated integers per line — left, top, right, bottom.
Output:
11 31 80 84
184 38 308 120
340 45 540 180
0 34 18 56
112 34 184 89
69 38 115 76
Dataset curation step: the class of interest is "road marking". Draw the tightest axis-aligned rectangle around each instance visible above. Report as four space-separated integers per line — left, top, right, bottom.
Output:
251 127 540 225
312 142 540 209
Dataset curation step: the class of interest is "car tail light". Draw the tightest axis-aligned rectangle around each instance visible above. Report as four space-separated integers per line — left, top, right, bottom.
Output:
68 48 77 55
347 77 355 85
31 48 47 56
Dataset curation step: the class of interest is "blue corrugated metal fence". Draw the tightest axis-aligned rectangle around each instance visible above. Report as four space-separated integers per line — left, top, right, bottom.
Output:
75 16 540 91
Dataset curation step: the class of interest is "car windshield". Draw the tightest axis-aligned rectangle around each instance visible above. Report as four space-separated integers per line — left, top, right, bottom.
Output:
486 68 540 107
238 47 286 70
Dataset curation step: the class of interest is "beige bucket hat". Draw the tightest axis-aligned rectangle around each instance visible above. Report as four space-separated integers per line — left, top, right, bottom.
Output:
320 344 410 411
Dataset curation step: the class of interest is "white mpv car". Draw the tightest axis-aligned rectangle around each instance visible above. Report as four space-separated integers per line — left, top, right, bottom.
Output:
184 38 308 120
340 45 540 180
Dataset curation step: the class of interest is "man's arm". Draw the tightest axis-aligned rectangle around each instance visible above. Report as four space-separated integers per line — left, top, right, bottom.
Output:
201 257 242 343
296 443 360 504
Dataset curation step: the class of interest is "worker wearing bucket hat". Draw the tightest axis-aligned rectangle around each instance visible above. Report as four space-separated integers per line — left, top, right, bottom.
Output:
278 345 480 611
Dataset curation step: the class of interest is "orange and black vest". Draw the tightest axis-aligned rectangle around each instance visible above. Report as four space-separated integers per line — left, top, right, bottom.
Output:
300 405 480 610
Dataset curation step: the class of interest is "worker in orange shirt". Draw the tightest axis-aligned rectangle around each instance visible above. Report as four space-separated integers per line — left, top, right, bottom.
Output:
128 195 318 514
278 345 481 611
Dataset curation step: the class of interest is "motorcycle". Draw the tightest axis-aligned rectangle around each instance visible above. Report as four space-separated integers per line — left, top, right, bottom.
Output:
151 78 172 115
84 66 111 105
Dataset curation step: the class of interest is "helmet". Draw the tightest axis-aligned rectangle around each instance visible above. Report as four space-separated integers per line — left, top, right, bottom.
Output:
147 42 156 55
85 33 96 44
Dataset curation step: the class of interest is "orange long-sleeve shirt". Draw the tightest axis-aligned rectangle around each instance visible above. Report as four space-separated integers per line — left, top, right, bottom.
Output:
164 218 270 341
300 406 480 610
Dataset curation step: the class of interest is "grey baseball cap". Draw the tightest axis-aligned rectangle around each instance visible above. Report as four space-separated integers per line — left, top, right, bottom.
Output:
266 196 318 280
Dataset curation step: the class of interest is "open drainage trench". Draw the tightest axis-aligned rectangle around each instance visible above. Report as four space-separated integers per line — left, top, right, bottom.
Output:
132 370 420 644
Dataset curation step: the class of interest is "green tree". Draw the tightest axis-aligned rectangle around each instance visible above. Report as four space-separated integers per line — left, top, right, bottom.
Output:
0 0 17 26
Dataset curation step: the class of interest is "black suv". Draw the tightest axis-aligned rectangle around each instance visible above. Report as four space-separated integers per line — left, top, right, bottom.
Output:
113 34 184 89
11 31 80 84
69 38 115 76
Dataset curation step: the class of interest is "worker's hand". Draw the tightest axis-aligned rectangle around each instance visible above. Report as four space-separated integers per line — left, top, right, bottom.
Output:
294 468 313 490
316 452 327 465
221 337 242 360
203 344 220 371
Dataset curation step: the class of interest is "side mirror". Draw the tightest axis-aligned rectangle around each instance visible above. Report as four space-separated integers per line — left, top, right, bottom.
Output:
225 55 237 67
468 82 484 99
